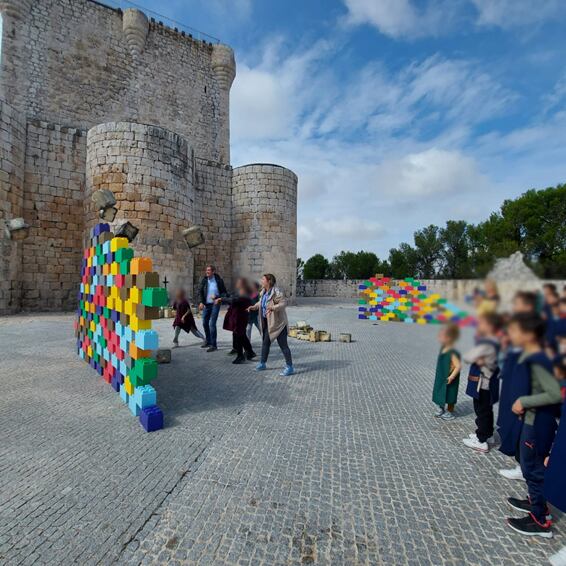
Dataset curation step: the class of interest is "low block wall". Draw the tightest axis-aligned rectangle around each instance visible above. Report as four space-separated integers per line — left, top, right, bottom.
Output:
297 279 566 308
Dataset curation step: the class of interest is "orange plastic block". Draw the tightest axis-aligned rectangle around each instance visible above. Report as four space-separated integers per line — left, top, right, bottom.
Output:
130 258 153 275
129 342 152 360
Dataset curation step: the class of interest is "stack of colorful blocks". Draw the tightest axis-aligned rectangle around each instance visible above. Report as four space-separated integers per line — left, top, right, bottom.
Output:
74 223 168 432
358 276 474 326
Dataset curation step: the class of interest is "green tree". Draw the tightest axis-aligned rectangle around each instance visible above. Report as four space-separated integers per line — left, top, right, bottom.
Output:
303 254 330 279
329 250 385 279
388 243 418 278
440 220 472 278
413 224 443 278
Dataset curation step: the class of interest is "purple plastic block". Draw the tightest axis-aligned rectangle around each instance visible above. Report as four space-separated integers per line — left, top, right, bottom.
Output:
139 406 164 432
105 252 114 263
358 314 367 319
111 375 120 392
111 310 120 322
93 223 110 237
97 364 103 376
96 306 103 316
115 370 124 385
90 358 96 369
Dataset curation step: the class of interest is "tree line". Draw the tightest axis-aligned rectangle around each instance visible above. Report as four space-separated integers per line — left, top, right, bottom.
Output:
298 184 566 281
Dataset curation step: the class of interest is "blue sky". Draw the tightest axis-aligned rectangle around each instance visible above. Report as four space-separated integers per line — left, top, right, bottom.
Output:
135 0 566 260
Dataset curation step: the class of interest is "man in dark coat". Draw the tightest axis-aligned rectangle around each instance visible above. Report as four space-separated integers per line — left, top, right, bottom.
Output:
198 265 227 352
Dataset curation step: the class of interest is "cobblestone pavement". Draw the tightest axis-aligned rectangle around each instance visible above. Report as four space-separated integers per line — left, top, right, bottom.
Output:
1 299 564 565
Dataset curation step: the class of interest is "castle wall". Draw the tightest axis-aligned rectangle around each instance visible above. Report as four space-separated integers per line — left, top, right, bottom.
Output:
20 120 87 311
85 122 195 294
0 99 26 314
232 164 298 300
193 158 233 295
0 0 234 163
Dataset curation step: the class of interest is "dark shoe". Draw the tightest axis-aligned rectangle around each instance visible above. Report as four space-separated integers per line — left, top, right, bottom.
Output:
232 355 246 364
206 346 217 352
507 514 553 538
246 351 257 360
201 343 210 349
227 349 237 355
507 497 552 520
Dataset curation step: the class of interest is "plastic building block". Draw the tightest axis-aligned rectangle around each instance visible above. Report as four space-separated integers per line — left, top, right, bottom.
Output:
141 287 168 308
134 385 157 408
130 358 157 387
130 257 153 275
139 406 163 432
135 330 158 350
128 394 140 416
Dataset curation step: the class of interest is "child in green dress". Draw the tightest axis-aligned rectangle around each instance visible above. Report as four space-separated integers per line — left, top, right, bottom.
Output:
432 323 462 420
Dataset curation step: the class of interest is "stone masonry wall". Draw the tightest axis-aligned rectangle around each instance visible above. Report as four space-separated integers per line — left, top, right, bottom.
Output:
0 0 234 163
85 122 195 294
0 99 26 313
193 158 233 296
232 164 298 300
20 121 87 311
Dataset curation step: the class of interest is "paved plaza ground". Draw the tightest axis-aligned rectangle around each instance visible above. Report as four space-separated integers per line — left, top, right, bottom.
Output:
1 298 564 565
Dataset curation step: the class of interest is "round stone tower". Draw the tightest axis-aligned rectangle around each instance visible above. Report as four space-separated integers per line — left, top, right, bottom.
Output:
231 164 298 301
211 44 236 164
85 122 195 292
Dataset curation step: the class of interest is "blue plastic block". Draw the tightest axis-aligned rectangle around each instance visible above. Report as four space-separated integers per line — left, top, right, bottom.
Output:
107 275 114 287
139 406 164 432
124 326 134 342
103 348 110 362
119 384 129 404
111 375 120 392
93 223 110 237
128 394 140 416
135 330 158 350
115 370 124 385
115 321 123 336
134 385 157 408
102 240 111 254
358 314 367 319
119 360 127 376
111 310 120 323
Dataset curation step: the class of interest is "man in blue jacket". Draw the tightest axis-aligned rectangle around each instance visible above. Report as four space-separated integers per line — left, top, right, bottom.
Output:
198 265 227 352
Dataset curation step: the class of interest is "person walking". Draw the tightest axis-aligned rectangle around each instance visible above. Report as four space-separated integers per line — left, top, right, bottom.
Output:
246 281 261 340
198 264 227 352
249 273 294 376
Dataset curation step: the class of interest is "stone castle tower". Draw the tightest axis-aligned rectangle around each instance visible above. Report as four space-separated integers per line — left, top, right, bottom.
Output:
0 0 297 314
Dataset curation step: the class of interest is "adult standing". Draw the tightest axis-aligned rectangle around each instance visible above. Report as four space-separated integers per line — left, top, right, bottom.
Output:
249 273 294 376
198 264 227 352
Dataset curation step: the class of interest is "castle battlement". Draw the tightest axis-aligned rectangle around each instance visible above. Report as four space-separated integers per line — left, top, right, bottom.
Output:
0 0 297 313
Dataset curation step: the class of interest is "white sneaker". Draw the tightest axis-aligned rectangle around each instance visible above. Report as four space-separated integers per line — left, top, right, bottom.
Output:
463 436 489 453
441 411 455 421
434 407 445 417
468 433 495 445
550 546 566 566
499 465 524 481
172 341 179 348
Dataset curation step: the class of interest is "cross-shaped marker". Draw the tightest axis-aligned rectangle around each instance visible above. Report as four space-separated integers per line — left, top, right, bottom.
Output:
163 276 169 289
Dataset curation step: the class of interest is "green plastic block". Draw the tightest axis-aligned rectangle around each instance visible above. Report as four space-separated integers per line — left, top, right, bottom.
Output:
93 314 100 324
103 307 110 319
438 298 447 304
115 248 134 263
130 358 158 387
142 287 169 308
358 300 367 305
95 244 102 255
100 337 106 349
119 260 130 275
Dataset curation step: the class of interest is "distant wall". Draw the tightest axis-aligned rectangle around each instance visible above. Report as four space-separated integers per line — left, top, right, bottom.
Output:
297 278 566 306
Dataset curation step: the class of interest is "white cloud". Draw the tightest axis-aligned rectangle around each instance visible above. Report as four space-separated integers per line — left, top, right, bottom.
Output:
230 37 566 259
471 0 564 28
375 148 489 196
342 0 456 39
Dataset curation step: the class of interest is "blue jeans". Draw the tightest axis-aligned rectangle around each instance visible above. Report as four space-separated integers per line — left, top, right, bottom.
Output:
202 303 220 347
520 424 547 523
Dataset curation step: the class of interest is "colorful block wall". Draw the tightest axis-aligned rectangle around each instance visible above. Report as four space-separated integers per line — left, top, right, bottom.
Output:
74 223 167 432
358 276 474 326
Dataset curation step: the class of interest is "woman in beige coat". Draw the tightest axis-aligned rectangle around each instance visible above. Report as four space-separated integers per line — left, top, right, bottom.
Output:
248 273 294 376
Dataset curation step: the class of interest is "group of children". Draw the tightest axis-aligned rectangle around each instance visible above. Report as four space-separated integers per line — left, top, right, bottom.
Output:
432 283 566 550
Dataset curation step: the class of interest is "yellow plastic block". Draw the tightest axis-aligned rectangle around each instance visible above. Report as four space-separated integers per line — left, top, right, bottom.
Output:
110 286 119 299
110 262 119 276
87 345 93 357
124 376 134 396
115 298 123 313
90 320 96 332
87 256 93 267
130 287 142 304
130 315 151 332
110 237 129 252
107 296 115 310
124 299 133 316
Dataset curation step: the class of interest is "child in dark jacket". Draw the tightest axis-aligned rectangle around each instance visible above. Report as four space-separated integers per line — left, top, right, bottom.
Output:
216 278 257 364
462 312 503 453
505 314 562 539
545 356 566 563
172 288 206 347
